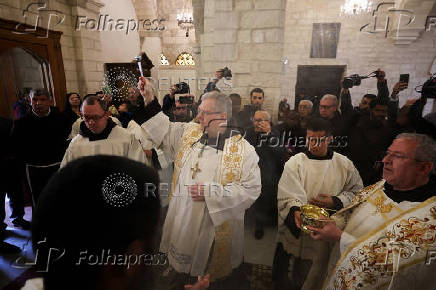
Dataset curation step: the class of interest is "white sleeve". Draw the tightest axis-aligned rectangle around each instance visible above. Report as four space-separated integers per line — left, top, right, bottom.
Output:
339 231 356 254
68 118 81 140
126 120 152 150
141 111 188 159
277 155 308 224
203 144 261 226
127 134 151 166
337 160 364 207
60 142 75 169
110 116 121 126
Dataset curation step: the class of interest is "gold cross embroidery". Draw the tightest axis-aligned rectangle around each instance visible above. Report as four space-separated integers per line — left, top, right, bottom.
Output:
191 162 201 179
373 194 394 214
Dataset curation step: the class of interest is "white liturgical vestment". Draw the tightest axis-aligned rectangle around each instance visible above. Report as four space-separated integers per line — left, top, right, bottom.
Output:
60 125 149 168
276 151 363 290
325 181 436 290
142 112 261 279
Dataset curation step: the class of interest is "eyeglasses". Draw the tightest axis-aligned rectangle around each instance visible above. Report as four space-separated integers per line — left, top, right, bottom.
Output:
319 105 336 110
197 109 221 116
82 114 106 122
383 150 417 161
253 119 269 123
175 107 187 111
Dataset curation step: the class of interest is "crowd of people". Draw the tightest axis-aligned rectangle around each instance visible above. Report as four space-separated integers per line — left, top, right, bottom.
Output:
0 68 435 290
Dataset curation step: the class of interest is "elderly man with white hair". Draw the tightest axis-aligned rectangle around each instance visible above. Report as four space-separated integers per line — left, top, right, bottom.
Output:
308 133 436 290
318 94 350 153
138 77 261 289
245 110 287 239
298 99 313 129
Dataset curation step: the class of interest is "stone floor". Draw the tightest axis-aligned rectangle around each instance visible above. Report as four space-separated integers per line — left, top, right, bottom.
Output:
244 213 277 267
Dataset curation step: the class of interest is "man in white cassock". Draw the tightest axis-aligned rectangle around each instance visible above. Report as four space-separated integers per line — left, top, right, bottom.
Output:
306 133 436 290
138 77 261 289
60 95 148 168
273 117 363 290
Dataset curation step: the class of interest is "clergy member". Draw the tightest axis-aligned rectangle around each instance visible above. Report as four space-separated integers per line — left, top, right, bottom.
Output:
307 133 436 289
138 77 261 289
60 95 148 167
68 94 122 140
273 117 363 290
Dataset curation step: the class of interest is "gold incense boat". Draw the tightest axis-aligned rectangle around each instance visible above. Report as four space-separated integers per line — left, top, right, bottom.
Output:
300 204 330 234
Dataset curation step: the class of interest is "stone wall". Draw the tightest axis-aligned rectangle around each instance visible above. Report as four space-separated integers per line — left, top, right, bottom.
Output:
200 0 286 118
196 0 436 120
282 0 436 113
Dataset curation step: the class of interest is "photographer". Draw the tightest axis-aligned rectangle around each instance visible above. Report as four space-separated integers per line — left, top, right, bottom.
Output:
346 98 397 186
203 67 232 94
238 88 266 130
162 82 190 118
170 100 195 123
340 69 406 126
397 75 436 140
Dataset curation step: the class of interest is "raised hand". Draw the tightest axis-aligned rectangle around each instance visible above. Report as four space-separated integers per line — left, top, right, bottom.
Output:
137 76 154 105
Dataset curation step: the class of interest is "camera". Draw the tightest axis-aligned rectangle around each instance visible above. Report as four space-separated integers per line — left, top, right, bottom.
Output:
174 82 190 94
221 67 232 79
342 74 363 89
178 95 194 105
421 74 436 99
342 71 381 89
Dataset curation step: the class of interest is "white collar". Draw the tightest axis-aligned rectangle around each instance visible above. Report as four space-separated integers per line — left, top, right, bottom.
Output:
32 107 51 118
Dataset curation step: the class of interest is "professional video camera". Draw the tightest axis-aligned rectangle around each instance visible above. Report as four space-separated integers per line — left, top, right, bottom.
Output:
420 74 436 99
342 70 383 89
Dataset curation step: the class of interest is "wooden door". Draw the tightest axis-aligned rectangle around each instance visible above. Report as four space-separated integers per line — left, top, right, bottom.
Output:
0 18 66 118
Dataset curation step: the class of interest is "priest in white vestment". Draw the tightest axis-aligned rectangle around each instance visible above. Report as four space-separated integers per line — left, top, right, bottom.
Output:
273 117 363 290
60 95 148 168
68 114 121 140
138 77 261 289
306 133 436 289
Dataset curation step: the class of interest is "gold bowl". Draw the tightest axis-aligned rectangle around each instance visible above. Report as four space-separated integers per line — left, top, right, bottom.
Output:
300 204 330 234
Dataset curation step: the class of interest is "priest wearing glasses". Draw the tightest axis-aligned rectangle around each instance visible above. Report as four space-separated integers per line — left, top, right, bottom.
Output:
138 77 261 289
60 95 149 168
